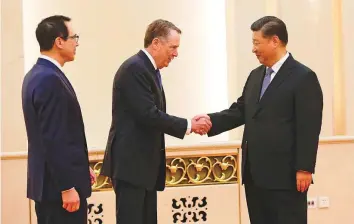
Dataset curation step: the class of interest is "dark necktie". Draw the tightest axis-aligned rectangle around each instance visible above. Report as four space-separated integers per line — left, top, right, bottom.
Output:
155 69 162 89
260 67 274 99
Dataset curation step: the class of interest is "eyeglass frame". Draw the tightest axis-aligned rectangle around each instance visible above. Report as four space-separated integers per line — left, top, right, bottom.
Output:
68 34 79 42
60 34 79 42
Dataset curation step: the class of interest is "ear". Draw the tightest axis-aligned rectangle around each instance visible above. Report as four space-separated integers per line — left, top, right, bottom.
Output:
151 37 160 50
54 37 64 49
272 35 280 47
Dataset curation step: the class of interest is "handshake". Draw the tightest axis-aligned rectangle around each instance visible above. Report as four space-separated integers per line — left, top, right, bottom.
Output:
190 114 212 135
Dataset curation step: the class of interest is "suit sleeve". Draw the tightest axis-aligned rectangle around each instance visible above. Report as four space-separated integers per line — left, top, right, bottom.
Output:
207 75 250 137
33 75 76 191
294 71 323 173
120 69 187 139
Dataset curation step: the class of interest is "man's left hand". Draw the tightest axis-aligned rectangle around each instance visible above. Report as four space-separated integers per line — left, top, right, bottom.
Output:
89 167 97 185
296 170 312 193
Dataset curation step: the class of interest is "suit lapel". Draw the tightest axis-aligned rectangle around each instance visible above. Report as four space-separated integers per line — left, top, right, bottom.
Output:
137 51 164 109
57 71 76 97
154 78 164 110
161 87 166 112
36 58 88 154
37 58 77 99
249 67 265 118
251 54 296 118
259 55 295 104
255 67 266 101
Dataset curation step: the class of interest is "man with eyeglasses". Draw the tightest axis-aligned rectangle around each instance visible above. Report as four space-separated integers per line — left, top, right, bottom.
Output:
22 15 95 224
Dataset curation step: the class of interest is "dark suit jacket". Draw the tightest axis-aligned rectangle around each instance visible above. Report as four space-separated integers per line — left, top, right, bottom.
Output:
208 54 323 189
101 50 187 191
22 58 91 202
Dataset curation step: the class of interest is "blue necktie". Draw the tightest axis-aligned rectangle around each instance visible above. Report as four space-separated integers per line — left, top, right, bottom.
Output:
155 69 162 89
260 67 274 99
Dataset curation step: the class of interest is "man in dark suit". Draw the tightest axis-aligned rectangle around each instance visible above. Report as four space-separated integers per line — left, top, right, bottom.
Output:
195 16 323 223
100 19 211 224
22 15 95 224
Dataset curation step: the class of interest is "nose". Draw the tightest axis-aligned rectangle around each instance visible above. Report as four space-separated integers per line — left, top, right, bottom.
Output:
252 46 256 53
173 50 178 58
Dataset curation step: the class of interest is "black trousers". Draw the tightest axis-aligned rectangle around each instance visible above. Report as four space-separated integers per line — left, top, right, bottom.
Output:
112 179 157 224
244 160 307 224
35 198 87 224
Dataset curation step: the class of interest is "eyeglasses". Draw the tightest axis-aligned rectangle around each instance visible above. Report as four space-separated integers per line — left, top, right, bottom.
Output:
68 34 79 42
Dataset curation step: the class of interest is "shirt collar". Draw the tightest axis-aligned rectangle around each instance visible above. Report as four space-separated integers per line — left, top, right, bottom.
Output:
39 55 65 73
269 51 290 73
141 48 157 70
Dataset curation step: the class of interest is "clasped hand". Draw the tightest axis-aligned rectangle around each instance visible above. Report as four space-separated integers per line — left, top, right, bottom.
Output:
191 114 212 135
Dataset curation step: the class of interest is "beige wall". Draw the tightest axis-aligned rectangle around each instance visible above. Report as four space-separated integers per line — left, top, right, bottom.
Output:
0 0 2 220
1 159 29 224
1 0 27 154
20 0 231 150
343 0 354 135
225 0 345 139
240 141 354 223
225 0 266 140
2 140 354 224
2 0 352 151
279 0 334 136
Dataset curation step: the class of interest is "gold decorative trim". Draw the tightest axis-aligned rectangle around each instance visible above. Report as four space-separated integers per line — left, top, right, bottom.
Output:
90 161 112 191
166 155 238 187
89 154 239 191
212 156 238 182
166 158 188 185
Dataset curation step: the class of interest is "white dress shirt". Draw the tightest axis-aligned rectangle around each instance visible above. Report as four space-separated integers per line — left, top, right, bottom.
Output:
267 52 290 81
39 55 64 73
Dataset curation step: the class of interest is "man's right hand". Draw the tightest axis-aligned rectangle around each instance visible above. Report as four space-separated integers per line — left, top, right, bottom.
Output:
61 188 80 212
191 114 212 135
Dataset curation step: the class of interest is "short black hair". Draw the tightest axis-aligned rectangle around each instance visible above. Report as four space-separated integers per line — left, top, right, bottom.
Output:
35 15 71 51
251 16 288 45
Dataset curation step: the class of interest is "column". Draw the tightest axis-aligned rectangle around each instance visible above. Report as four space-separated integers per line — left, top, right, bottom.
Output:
1 0 30 223
342 0 354 135
332 0 346 135
278 0 334 136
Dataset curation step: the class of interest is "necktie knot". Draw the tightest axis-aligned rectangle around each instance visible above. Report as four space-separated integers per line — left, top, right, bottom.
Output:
266 67 274 76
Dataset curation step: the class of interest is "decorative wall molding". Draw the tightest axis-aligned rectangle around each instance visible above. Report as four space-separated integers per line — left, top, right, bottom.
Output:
2 136 354 160
165 155 238 186
88 203 104 224
89 153 239 191
90 162 112 191
172 196 208 223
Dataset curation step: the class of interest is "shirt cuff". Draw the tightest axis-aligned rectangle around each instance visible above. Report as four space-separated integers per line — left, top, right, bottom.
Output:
298 170 312 174
61 187 74 193
186 119 191 135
